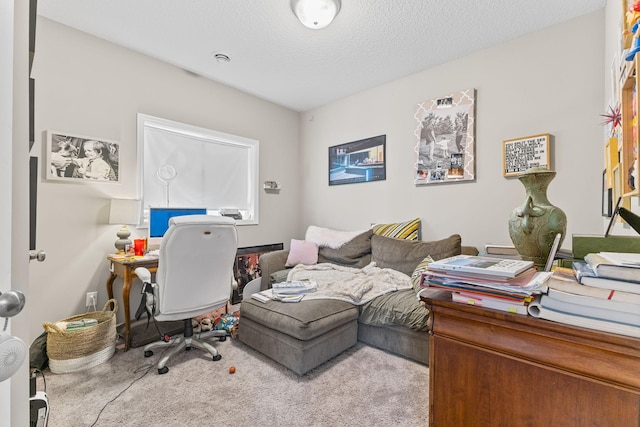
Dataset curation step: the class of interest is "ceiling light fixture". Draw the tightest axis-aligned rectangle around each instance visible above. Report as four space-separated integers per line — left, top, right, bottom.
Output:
291 0 341 30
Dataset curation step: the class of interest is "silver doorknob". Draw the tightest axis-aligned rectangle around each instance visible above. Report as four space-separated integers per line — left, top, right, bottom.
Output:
29 250 46 262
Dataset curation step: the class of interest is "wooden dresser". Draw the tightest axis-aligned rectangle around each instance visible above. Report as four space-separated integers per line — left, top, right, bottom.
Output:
421 291 640 426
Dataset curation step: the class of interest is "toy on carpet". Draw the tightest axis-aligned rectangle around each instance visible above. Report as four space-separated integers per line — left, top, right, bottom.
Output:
192 310 240 337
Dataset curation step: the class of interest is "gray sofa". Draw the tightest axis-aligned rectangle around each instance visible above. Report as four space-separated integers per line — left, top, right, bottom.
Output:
239 229 478 374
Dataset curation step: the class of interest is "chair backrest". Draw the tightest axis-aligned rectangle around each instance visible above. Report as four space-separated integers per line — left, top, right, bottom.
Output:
155 215 237 321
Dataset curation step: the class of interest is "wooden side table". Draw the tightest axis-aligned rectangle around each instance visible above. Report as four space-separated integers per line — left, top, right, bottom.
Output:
422 290 640 426
105 255 158 351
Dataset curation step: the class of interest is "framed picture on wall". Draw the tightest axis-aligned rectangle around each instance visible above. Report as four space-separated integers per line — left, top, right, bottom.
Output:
414 88 476 185
231 243 284 304
328 135 386 186
502 133 550 177
44 131 120 182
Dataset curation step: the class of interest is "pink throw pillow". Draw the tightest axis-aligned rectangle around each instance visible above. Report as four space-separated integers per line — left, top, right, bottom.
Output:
285 239 319 267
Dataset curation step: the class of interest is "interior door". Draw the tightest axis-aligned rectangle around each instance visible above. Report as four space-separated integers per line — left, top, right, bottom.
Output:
0 1 31 425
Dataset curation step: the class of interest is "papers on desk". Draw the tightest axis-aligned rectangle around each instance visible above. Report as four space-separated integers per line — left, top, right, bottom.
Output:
108 253 159 262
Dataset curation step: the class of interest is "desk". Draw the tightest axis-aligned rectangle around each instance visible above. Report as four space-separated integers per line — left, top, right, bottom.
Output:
422 291 640 426
105 255 158 351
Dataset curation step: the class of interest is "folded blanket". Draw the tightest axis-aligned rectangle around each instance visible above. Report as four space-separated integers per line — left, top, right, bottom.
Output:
283 262 412 305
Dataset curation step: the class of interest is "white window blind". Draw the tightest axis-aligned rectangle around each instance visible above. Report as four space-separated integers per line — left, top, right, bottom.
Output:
137 114 259 224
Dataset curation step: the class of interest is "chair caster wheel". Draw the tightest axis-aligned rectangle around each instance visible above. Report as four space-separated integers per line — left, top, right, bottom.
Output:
213 354 222 361
144 350 154 358
158 366 169 374
219 336 227 342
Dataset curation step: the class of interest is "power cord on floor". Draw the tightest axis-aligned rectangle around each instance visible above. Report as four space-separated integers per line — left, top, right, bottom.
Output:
33 368 46 393
89 343 174 427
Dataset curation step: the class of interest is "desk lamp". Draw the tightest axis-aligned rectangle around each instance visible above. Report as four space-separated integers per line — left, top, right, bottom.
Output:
109 198 140 253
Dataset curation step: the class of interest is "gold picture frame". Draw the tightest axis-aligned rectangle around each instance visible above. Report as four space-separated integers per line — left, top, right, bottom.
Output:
502 133 550 177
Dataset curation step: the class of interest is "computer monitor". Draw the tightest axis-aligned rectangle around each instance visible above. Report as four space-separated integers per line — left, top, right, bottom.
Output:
148 207 207 248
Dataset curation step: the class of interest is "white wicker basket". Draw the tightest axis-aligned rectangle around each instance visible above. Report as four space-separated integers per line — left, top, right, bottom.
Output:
43 299 117 374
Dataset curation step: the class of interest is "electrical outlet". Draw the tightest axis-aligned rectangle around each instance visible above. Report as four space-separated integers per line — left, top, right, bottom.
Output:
86 292 97 307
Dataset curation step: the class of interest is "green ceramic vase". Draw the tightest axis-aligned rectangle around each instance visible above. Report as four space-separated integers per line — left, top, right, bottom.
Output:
508 167 567 267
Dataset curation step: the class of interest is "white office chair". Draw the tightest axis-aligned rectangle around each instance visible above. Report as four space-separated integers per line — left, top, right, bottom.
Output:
134 214 237 374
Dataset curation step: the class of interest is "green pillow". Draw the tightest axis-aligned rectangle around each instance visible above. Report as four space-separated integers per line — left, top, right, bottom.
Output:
411 256 434 292
317 229 373 268
371 234 461 276
359 289 430 330
269 269 291 285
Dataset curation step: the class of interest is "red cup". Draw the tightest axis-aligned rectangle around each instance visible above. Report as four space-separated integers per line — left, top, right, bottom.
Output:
134 238 146 256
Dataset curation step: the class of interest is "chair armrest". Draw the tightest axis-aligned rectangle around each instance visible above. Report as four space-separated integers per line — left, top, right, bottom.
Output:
258 250 290 290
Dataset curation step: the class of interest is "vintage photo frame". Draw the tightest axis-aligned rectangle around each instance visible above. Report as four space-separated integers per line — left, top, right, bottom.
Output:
231 243 284 304
328 135 386 186
45 131 120 182
414 88 476 185
502 133 550 177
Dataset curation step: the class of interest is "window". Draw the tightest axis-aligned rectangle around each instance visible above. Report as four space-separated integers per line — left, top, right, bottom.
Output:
137 114 259 225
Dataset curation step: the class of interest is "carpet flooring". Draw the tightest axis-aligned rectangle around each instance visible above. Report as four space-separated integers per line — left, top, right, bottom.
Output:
37 335 430 426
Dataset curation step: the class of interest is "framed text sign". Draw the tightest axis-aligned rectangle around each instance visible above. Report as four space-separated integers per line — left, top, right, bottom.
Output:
502 133 550 177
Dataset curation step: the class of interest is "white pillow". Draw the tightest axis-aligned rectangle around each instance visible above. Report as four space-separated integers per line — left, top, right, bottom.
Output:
285 239 319 267
305 225 367 249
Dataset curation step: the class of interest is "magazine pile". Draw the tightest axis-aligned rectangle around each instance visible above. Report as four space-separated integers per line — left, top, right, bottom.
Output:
251 280 317 303
529 252 640 338
418 254 548 315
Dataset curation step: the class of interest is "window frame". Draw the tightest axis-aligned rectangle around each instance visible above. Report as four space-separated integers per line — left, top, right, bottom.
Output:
136 113 259 226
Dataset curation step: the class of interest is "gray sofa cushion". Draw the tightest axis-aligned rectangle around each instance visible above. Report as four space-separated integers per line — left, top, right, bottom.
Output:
371 234 462 275
359 288 430 329
270 269 291 285
317 229 373 268
241 298 359 341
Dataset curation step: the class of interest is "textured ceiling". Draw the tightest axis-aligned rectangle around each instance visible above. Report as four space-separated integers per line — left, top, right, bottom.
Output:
37 0 606 112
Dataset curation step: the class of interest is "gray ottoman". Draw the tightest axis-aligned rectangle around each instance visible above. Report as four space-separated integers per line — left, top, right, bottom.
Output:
239 298 359 375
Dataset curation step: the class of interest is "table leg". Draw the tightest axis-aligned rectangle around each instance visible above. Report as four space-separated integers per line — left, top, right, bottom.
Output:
107 273 118 299
122 268 133 351
106 272 117 311
105 259 158 352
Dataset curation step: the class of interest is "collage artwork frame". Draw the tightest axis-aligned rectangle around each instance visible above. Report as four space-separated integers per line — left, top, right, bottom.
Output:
414 88 476 185
45 131 121 183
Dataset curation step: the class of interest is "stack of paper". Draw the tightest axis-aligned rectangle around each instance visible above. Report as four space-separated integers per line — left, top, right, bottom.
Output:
419 255 547 315
272 280 318 295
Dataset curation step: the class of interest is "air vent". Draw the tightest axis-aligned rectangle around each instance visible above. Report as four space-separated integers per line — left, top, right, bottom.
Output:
213 53 231 64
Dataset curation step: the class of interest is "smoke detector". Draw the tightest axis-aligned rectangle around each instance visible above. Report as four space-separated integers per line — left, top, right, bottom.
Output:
213 53 231 64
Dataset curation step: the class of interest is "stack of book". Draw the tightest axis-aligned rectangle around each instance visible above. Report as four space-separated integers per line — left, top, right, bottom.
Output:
252 280 318 303
419 254 547 315
529 252 640 338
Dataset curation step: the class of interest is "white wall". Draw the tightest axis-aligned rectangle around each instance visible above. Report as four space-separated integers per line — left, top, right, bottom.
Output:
299 11 605 252
31 10 608 339
30 18 301 338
